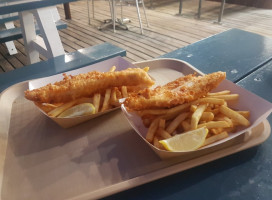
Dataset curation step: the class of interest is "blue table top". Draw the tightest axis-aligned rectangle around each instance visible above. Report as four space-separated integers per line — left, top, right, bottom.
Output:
102 29 272 200
237 61 272 103
0 0 77 15
160 28 272 83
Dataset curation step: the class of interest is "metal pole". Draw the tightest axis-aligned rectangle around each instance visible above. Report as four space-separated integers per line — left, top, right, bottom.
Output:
87 0 91 24
142 0 150 27
179 0 183 15
218 0 226 23
197 0 202 19
63 3 71 20
135 0 144 34
92 0 95 19
112 0 116 33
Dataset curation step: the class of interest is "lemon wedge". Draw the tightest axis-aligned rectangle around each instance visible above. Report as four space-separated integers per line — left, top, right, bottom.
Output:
159 127 208 152
58 103 95 118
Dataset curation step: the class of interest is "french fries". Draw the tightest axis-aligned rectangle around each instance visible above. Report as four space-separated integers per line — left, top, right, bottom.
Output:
219 105 250 126
200 112 214 121
109 66 116 72
48 100 78 117
166 112 189 134
191 104 207 129
121 86 128 98
39 85 132 118
140 90 250 151
210 94 239 101
93 93 101 114
202 131 229 146
207 90 231 96
101 88 111 112
146 117 160 142
34 102 63 113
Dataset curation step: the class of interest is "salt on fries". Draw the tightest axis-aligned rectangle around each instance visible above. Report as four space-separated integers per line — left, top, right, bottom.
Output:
35 66 139 118
138 90 250 151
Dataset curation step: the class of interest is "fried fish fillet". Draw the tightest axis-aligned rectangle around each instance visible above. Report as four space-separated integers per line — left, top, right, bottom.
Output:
25 68 154 103
124 71 226 110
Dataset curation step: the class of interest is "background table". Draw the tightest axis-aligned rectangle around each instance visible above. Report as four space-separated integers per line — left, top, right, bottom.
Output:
0 0 76 15
0 0 76 64
160 28 272 83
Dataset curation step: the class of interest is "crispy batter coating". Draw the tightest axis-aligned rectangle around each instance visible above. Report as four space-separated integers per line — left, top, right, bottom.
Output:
124 71 226 110
25 68 154 103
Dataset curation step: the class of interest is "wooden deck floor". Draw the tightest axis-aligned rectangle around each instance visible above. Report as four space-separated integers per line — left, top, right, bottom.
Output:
1 0 272 73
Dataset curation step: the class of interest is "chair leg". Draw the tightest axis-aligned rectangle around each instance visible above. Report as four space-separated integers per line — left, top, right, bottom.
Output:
218 0 226 23
141 0 149 27
87 0 95 25
87 0 91 24
197 0 202 19
179 0 183 15
111 0 116 33
108 0 113 20
149 0 153 9
135 0 144 34
92 0 95 19
120 0 124 22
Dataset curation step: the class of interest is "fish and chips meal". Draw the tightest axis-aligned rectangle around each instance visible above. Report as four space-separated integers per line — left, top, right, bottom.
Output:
24 64 251 151
24 67 154 118
124 71 251 152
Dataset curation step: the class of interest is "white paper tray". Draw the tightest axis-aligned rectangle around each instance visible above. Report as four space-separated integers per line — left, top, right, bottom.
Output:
0 58 271 200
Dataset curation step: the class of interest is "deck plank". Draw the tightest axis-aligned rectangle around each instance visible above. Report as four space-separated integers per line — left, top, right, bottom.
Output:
0 43 24 69
0 52 15 72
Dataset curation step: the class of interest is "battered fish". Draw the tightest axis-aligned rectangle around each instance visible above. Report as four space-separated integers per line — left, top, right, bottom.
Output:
25 68 154 103
124 71 226 110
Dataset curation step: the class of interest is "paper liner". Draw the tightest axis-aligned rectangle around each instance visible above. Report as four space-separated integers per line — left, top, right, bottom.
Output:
27 56 137 128
121 68 272 159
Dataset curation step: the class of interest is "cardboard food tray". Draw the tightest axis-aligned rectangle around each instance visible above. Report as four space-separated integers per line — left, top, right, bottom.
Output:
122 58 272 159
26 56 138 128
0 58 271 200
